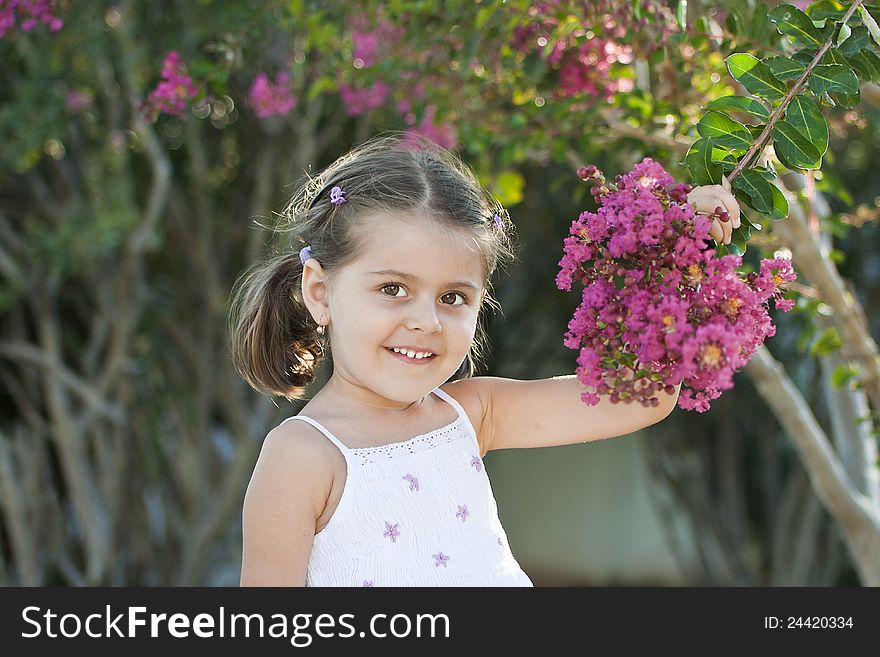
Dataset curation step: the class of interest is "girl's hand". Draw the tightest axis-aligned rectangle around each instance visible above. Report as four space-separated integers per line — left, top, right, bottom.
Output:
687 177 741 245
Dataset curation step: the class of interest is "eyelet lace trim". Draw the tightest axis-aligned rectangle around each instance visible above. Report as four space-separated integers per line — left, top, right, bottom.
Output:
349 417 468 465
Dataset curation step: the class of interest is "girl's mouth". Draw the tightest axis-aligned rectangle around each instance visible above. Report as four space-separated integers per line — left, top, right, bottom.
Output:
385 348 437 364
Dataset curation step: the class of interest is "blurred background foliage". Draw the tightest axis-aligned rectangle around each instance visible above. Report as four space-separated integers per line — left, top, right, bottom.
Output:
1 0 878 585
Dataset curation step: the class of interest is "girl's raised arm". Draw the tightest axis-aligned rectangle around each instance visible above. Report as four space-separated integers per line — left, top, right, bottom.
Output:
475 376 681 452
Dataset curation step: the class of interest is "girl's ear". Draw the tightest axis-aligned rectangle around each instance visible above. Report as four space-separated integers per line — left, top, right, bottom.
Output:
301 260 331 325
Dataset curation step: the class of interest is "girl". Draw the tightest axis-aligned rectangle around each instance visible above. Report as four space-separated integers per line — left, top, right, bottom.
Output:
229 133 740 587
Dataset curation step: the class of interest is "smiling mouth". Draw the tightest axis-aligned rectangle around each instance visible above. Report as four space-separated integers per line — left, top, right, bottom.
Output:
385 348 437 362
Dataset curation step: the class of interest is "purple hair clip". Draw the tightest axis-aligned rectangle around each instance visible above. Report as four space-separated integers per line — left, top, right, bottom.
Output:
299 245 313 265
491 214 504 230
329 186 347 205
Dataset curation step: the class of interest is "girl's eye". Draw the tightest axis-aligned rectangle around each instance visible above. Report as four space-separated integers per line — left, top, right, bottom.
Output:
381 284 406 297
441 292 467 306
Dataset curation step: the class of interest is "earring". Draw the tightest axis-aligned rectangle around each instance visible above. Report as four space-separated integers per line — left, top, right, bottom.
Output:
317 325 325 336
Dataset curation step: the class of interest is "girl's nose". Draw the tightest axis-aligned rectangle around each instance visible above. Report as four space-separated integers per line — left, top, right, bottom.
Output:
405 299 442 333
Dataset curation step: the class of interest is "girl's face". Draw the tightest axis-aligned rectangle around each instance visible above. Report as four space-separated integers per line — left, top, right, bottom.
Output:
315 212 485 408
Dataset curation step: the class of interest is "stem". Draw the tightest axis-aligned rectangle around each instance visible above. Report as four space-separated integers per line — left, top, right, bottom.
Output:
727 0 864 183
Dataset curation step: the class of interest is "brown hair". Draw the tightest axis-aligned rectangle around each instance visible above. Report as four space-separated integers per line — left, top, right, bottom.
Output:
227 132 517 401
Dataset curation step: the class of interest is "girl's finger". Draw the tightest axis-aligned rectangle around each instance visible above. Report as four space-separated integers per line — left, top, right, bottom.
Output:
708 217 723 243
716 188 741 229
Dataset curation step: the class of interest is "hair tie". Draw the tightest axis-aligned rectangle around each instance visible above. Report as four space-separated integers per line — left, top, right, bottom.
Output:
329 186 347 205
299 245 313 265
491 214 504 230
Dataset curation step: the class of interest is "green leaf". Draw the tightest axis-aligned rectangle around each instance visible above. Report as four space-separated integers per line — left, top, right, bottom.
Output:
763 56 807 81
785 94 829 158
726 9 744 35
741 211 763 231
711 146 740 164
840 25 873 55
733 169 776 215
475 6 494 30
773 120 823 169
697 110 752 150
632 0 643 20
831 363 859 389
726 53 787 100
685 138 724 185
774 144 810 173
728 222 752 255
828 89 861 108
809 327 843 357
808 64 860 94
858 5 880 48
751 166 777 180
768 4 825 47
846 51 878 80
856 49 880 81
673 0 688 29
821 47 851 66
768 182 789 220
805 1 845 22
697 111 753 150
836 23 852 46
704 95 770 120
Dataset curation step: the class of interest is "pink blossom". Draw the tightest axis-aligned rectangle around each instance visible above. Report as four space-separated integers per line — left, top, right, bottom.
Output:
248 72 297 118
558 158 797 413
140 51 199 123
347 12 404 68
404 104 457 150
0 0 63 39
338 80 390 117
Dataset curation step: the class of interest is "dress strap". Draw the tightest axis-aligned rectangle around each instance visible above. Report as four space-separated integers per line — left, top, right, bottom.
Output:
431 386 481 453
278 415 353 457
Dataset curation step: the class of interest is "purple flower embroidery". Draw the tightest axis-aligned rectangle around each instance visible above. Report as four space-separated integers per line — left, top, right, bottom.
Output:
470 455 483 472
363 580 374 587
403 473 419 492
455 504 469 522
433 551 450 568
383 521 400 543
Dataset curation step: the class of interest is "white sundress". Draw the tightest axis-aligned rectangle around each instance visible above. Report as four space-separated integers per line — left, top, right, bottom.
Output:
278 386 534 587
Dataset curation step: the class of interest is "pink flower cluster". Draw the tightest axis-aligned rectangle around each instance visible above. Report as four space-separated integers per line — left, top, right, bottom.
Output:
0 0 63 38
349 18 403 68
554 38 634 101
339 12 456 148
404 104 457 150
339 80 390 117
557 159 796 413
248 72 297 118
141 52 199 123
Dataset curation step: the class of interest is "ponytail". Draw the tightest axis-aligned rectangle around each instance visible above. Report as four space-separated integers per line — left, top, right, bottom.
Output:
226 252 325 401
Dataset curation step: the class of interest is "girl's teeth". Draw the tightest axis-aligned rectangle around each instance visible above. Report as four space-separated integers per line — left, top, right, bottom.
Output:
392 348 432 359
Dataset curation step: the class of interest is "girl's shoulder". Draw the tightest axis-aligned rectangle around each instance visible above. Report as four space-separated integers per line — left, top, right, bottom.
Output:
439 378 492 456
259 417 341 484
